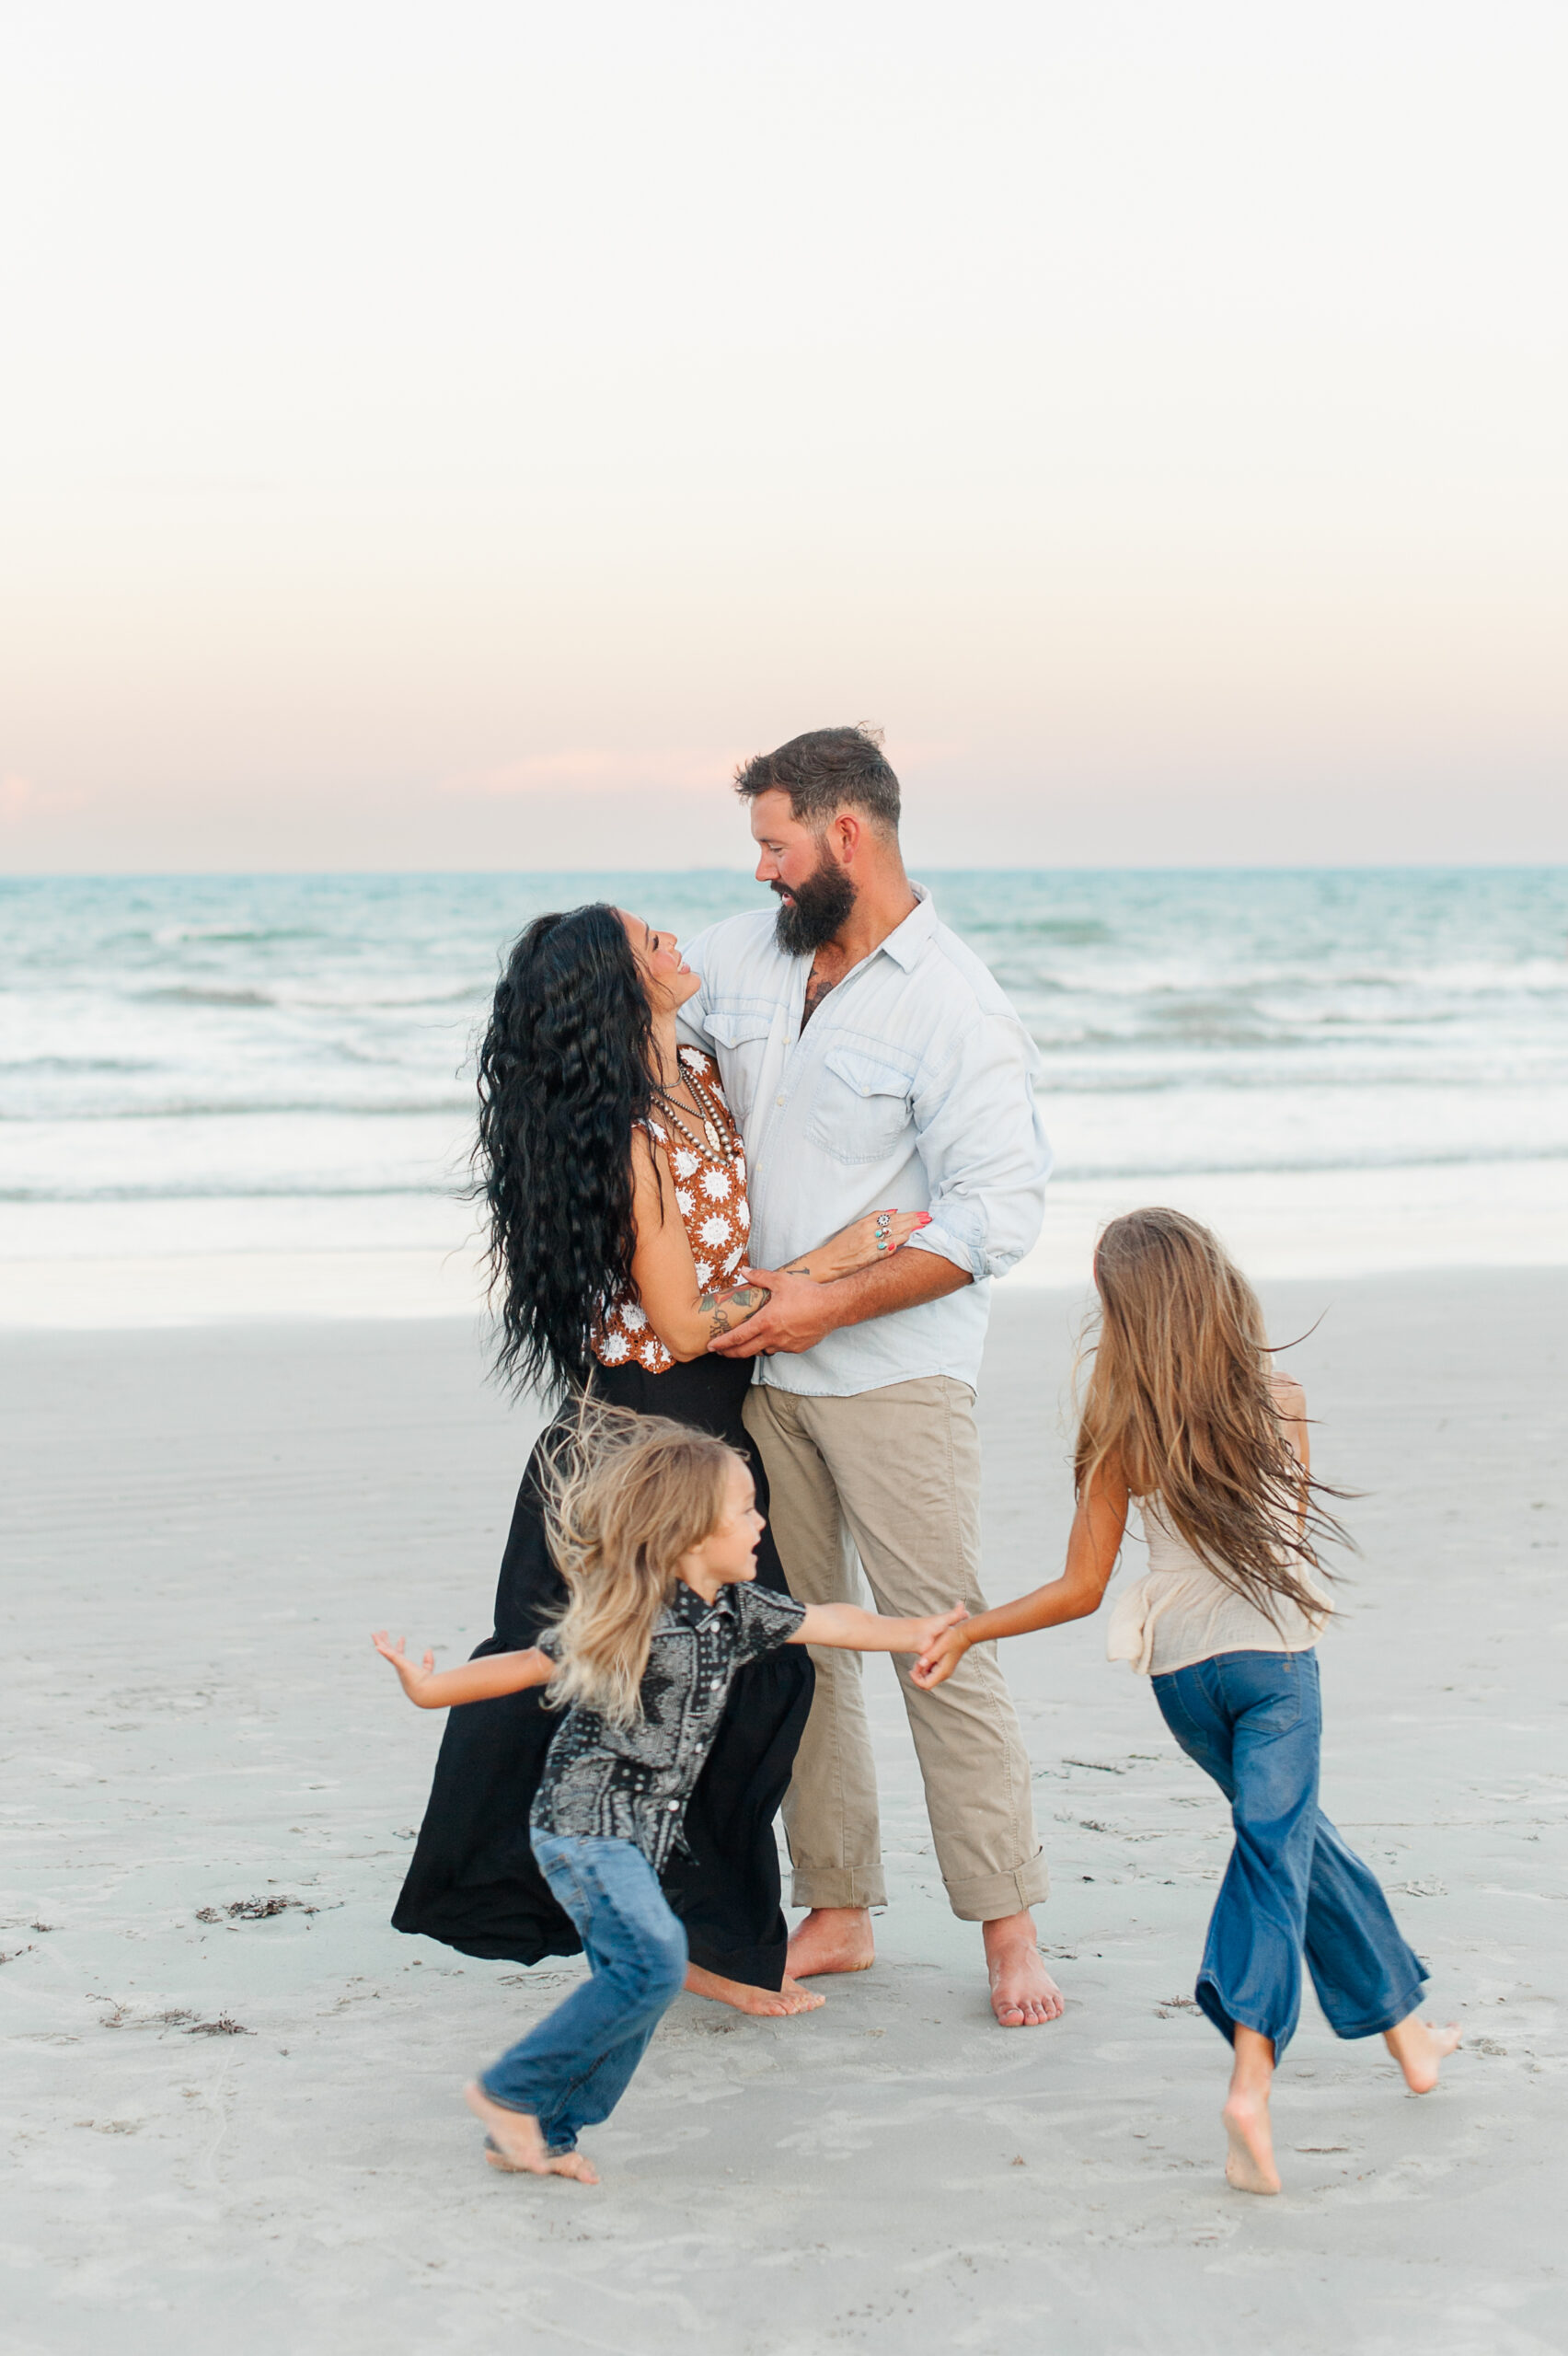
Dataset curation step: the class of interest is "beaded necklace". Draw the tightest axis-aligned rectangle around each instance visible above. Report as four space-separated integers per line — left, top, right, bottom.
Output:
651 1063 742 1167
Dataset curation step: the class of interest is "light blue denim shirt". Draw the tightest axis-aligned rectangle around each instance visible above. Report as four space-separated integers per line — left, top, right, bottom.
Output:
677 886 1052 1398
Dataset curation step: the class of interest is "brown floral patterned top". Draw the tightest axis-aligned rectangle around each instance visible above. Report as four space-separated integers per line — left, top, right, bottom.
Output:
593 1048 751 1375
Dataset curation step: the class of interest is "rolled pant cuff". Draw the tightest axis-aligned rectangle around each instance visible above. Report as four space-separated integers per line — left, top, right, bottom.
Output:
478 2079 576 2153
944 1852 1051 1923
789 1865 888 1910
1326 1976 1429 2042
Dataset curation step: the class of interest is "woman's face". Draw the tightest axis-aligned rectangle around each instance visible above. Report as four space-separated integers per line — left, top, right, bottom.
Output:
619 910 701 1015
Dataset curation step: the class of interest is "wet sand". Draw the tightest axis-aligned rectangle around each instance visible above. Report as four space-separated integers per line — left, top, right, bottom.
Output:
3 1274 1565 2354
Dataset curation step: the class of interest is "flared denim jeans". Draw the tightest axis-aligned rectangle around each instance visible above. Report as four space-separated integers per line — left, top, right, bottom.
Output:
1152 1649 1426 2053
481 1832 687 2154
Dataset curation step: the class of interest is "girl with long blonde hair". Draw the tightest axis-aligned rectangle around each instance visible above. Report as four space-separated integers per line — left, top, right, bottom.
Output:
914 1208 1458 2195
376 1406 963 2186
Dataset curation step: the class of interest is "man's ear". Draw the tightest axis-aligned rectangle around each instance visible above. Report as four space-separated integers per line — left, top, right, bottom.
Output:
830 808 860 866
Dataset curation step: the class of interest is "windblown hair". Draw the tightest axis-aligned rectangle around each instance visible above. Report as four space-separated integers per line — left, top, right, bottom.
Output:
536 1403 739 1724
734 724 901 835
1076 1207 1350 1623
474 904 656 1398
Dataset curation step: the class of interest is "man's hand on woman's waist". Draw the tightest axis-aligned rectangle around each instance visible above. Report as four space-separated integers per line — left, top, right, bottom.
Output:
708 1252 971 1358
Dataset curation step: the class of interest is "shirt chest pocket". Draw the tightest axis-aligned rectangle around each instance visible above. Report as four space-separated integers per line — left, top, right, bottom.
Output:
806 1045 917 1164
704 1006 775 1109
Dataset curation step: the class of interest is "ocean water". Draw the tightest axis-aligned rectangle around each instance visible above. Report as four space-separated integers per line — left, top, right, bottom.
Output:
3 868 1566 1289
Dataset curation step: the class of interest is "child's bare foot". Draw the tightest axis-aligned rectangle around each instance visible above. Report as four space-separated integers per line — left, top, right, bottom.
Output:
1383 2012 1462 2094
1222 2026 1280 2193
787 1907 875 1979
1222 2088 1282 2195
464 2083 599 2183
685 1963 825 2015
485 2138 599 2183
983 1912 1064 2027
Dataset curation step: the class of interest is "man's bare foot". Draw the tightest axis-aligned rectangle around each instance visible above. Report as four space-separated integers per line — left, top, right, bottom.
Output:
684 1962 825 2015
1383 2012 1462 2094
463 2083 599 2184
787 1907 876 1980
1222 2088 1281 2195
983 1912 1064 2027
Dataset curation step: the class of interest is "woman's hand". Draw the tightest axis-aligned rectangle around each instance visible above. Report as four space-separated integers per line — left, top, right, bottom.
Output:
912 1623 972 1690
786 1208 931 1284
374 1630 436 1703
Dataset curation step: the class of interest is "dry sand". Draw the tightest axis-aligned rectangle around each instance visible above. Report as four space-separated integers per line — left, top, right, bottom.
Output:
3 1275 1565 2355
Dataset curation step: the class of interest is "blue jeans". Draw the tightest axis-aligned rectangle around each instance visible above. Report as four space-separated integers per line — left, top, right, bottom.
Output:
1152 1650 1426 2054
481 1833 688 2154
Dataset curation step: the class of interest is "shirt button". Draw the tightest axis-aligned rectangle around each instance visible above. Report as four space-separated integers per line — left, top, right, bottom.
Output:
776 1093 785 1106
667 1801 679 1812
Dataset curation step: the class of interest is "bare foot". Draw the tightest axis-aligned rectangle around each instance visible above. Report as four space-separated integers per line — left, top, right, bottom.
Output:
1222 2088 1281 2195
463 2082 599 2184
983 1912 1064 2027
685 1962 825 2015
486 2138 599 2183
787 1907 876 1980
1383 2013 1462 2094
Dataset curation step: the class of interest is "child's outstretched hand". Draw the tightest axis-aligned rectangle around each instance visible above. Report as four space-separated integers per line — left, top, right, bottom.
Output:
912 1619 971 1690
373 1629 436 1703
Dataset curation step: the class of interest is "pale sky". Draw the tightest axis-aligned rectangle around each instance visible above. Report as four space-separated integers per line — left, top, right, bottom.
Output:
3 0 1564 872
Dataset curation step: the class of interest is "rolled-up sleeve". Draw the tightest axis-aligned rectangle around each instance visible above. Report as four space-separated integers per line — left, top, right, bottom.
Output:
905 1014 1052 1282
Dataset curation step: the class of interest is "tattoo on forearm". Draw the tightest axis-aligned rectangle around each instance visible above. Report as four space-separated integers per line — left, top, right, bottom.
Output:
698 1281 769 1339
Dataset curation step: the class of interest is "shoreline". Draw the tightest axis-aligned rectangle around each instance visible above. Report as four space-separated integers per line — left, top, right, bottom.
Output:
4 1155 1565 1328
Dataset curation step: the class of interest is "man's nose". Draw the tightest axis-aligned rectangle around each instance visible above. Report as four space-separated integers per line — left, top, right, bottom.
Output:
754 849 775 882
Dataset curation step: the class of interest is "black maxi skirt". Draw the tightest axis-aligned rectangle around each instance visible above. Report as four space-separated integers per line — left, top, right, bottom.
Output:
391 1352 813 1990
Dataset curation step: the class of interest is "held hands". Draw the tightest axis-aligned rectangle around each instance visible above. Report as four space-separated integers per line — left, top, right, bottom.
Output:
907 1602 969 1657
373 1629 436 1703
911 1619 973 1689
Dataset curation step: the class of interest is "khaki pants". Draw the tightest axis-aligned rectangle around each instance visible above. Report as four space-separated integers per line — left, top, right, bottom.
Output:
744 1376 1048 1923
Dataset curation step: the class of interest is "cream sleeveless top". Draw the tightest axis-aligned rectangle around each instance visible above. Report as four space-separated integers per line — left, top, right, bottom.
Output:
1105 1496 1332 1679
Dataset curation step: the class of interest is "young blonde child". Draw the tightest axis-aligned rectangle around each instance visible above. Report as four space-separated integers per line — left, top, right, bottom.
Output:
913 1207 1458 2195
376 1405 963 2186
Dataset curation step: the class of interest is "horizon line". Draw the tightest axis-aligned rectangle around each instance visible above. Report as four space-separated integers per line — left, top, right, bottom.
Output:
6 860 1568 885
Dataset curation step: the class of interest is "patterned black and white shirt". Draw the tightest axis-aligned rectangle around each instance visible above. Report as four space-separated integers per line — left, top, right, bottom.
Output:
530 1578 807 1875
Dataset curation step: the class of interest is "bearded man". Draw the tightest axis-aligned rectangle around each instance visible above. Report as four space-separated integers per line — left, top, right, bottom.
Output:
676 725 1062 2027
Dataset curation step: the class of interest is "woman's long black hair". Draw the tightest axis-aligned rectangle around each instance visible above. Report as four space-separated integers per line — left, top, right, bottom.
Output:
475 903 657 1399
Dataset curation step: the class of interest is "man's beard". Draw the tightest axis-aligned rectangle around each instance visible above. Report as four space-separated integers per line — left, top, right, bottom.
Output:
772 853 857 955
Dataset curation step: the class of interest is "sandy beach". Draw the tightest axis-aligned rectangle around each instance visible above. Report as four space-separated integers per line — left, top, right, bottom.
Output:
4 1272 1565 2355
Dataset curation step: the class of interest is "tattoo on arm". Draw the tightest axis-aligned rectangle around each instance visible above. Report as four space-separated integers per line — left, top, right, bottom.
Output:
698 1281 770 1339
782 1260 812 1278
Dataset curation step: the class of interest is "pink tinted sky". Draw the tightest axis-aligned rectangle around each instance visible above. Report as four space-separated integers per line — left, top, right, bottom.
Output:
2 0 1565 872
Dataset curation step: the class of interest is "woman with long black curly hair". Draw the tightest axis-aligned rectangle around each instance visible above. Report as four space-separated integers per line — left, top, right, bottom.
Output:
394 903 926 2013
